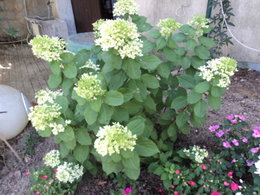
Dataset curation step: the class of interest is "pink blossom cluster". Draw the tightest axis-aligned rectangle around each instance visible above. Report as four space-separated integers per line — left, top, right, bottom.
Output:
252 126 260 138
226 114 246 124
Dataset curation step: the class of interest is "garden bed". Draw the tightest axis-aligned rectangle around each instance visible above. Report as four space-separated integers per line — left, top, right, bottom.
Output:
0 68 259 195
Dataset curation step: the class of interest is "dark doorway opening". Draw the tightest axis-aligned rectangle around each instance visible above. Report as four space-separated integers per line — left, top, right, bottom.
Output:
71 0 114 33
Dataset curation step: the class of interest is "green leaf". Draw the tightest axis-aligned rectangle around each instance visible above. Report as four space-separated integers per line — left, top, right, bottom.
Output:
64 138 76 150
60 142 70 157
48 74 62 89
84 105 98 125
141 54 162 71
172 33 187 42
149 29 161 39
123 152 140 180
167 39 178 49
55 96 69 113
73 145 89 163
187 91 201 104
141 74 160 89
73 49 91 67
122 100 142 115
75 128 92 145
121 150 134 159
194 45 210 60
211 86 226 97
135 137 159 157
127 116 146 136
60 52 74 64
49 61 61 75
180 24 196 36
179 123 190 134
102 52 122 70
180 56 191 69
58 126 75 142
119 88 135 102
142 38 155 53
208 95 221 110
191 114 206 128
123 59 141 79
175 47 186 56
194 81 210 93
157 63 171 79
191 56 205 68
199 36 216 48
108 70 127 90
194 100 207 117
144 96 156 113
176 111 189 128
177 75 196 89
163 47 177 62
186 39 197 50
167 124 177 142
111 154 121 163
104 91 124 106
62 79 74 96
101 157 120 175
112 107 129 122
156 37 167 50
171 96 187 110
64 63 77 79
98 104 114 124
89 98 102 112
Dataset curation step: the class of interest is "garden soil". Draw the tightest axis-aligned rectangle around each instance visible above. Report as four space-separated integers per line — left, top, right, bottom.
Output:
0 69 259 195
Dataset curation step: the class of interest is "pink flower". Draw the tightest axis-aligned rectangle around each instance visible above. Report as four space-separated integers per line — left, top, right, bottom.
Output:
238 115 246 121
41 176 48 179
250 147 259 154
24 172 30 176
209 125 220 132
232 139 239 146
211 192 222 195
215 130 225 137
231 159 237 163
175 170 181 174
189 181 196 186
171 185 175 189
246 161 255 166
230 182 239 191
226 114 234 120
174 192 180 195
242 138 248 143
223 141 231 148
54 169 58 173
224 181 230 186
35 191 41 195
230 120 237 124
124 188 132 195
200 165 207 170
228 172 233 178
49 179 54 184
252 126 260 138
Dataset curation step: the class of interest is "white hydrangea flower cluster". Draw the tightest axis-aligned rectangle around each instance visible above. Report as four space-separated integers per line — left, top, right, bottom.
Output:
93 19 105 38
188 14 211 36
43 150 61 168
29 35 66 62
80 60 100 71
56 162 84 183
28 103 62 132
94 123 137 156
74 73 105 101
157 18 181 38
198 57 237 88
183 145 208 163
35 89 63 105
254 156 260 176
95 19 143 59
113 0 139 17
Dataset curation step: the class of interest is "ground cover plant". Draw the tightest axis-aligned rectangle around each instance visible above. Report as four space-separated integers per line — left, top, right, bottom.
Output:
26 0 259 194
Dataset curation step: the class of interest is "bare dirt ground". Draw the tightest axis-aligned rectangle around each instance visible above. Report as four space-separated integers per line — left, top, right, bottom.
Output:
0 68 259 195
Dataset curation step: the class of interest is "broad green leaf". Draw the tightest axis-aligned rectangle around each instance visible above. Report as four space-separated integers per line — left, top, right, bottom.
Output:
60 142 70 157
172 33 187 42
123 59 141 79
167 124 178 142
191 56 205 68
167 39 178 49
179 123 190 134
61 52 74 64
111 154 121 163
157 63 171 79
171 96 187 110
177 75 195 89
194 45 210 60
127 116 146 136
75 128 92 145
84 105 98 125
62 79 74 96
122 100 142 115
141 54 162 71
101 158 120 175
98 104 114 124
64 138 76 150
199 36 216 48
176 111 189 128
112 107 129 122
102 52 122 70
73 49 91 67
38 128 52 137
211 86 226 97
58 126 75 142
118 88 135 102
104 90 124 106
149 29 161 39
135 137 159 157
73 145 89 163
208 95 221 110
123 152 140 180
194 100 207 117
194 81 210 93
89 98 102 112
186 39 197 50
108 70 127 90
144 96 156 113
121 150 134 159
175 47 185 56
163 47 177 62
187 91 201 104
55 96 69 113
180 56 191 69
48 74 62 89
180 24 196 36
142 38 155 53
64 63 77 79
49 61 61 75
191 114 206 128
156 37 167 50
141 74 160 89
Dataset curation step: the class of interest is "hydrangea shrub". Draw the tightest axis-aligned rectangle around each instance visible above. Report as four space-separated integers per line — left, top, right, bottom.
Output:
29 0 238 182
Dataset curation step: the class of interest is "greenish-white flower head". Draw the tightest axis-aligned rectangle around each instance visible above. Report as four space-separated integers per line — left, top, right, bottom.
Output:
80 60 100 72
113 0 139 16
188 14 211 36
94 123 137 156
183 145 208 163
35 89 63 105
95 19 143 59
28 103 62 132
43 150 60 168
74 73 105 101
29 35 66 62
157 18 181 38
56 162 84 183
93 19 105 38
198 57 237 88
